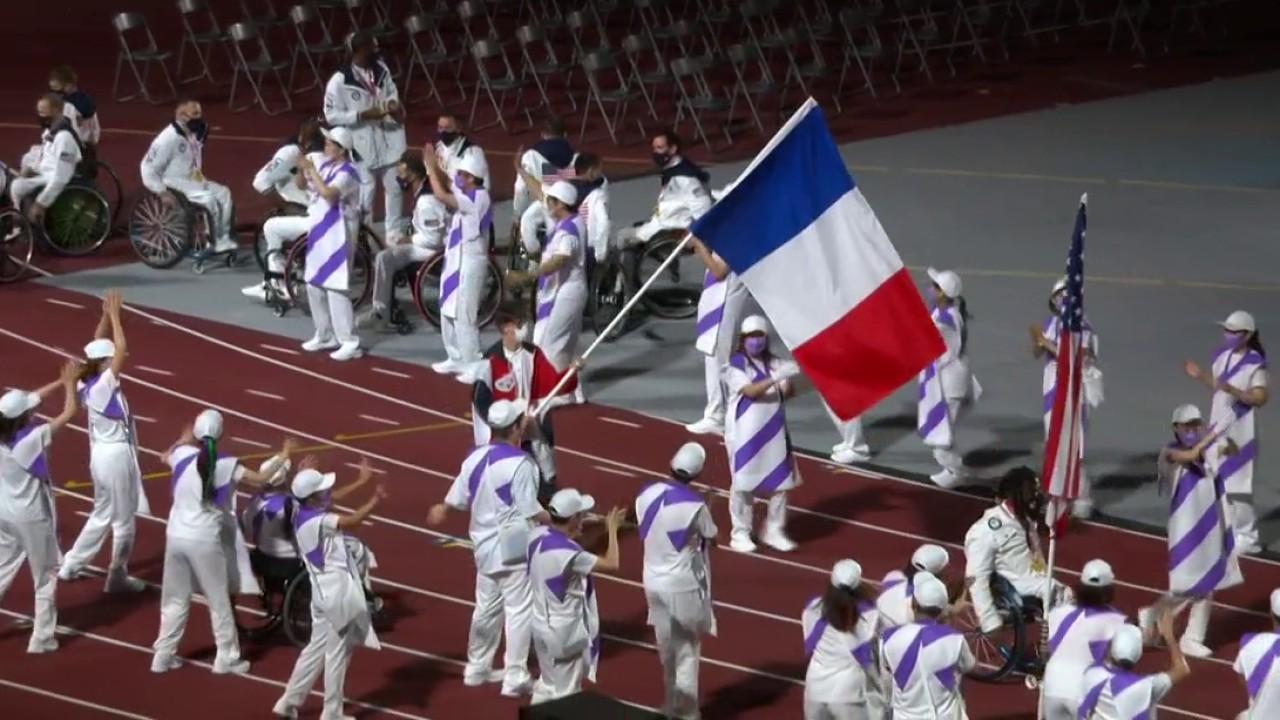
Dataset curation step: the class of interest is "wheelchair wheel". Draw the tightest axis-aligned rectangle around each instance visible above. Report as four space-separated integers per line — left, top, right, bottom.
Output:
127 193 193 269
631 231 700 319
0 209 36 283
587 255 635 341
254 203 306 274
413 256 504 330
283 229 375 316
93 160 125 231
235 590 284 640
957 576 1027 683
281 572 313 648
40 184 111 256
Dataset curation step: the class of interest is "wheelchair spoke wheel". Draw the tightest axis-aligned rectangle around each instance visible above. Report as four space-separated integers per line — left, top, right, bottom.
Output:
478 259 503 328
254 203 306 274
350 229 375 310
0 209 36 283
128 194 192 269
632 232 700 320
413 255 444 329
282 572 313 648
955 602 1025 683
283 230 373 316
42 185 111 256
588 256 634 341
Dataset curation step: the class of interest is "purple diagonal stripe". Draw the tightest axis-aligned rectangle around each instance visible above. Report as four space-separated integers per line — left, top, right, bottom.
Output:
702 270 716 289
1048 607 1084 654
666 528 689 551
934 667 956 692
918 363 936 400
305 204 341 252
1216 440 1257 483
918 399 948 440
1168 503 1223 571
893 630 925 690
852 641 873 668
1078 675 1108 719
1168 462 1206 516
495 482 514 506
1107 670 1144 698
934 307 956 330
1246 637 1280 698
309 246 348 288
466 447 494 506
754 456 793 495
1043 387 1056 415
1088 639 1110 663
696 304 724 337
440 269 460 305
13 425 50 481
637 488 666 542
536 299 554 321
545 571 570 602
211 480 232 510
447 225 462 249
803 617 829 657
170 452 198 493
732 409 785 471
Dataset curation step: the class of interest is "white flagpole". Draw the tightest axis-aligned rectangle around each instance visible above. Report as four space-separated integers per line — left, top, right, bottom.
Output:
1036 512 1059 718
533 233 696 420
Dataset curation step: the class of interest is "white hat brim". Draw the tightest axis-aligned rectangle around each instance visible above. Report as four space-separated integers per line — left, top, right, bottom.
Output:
577 493 596 515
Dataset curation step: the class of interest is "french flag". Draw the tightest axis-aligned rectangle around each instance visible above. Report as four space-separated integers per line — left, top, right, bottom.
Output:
689 99 943 420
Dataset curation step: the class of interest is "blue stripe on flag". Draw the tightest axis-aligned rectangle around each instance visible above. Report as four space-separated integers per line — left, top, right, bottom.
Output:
690 106 854 273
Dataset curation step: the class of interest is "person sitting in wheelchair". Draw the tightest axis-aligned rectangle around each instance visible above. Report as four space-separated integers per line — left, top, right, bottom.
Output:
614 129 711 248
10 93 81 226
48 66 100 162
139 99 236 254
240 455 304 595
510 117 576 251
964 466 1074 635
357 149 445 331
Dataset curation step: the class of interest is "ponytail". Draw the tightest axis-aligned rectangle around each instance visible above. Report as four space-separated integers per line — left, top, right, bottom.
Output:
196 436 217 504
956 297 972 356
1248 331 1266 359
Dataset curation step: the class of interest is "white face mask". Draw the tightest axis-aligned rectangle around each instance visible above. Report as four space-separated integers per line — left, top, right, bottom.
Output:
515 323 531 343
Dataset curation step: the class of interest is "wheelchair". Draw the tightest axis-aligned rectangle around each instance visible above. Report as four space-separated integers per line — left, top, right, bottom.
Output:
0 207 36 284
237 550 312 648
507 228 635 342
127 190 238 273
31 178 112 257
626 228 701 320
408 254 505 331
272 225 378 318
252 201 307 275
955 574 1047 684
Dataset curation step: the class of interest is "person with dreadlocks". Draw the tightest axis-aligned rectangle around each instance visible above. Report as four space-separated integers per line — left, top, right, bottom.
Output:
918 268 981 489
964 466 1073 635
802 559 885 720
151 410 295 674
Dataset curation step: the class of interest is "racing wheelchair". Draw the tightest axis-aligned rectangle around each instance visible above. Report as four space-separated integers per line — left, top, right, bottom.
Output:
955 574 1048 684
127 189 238 273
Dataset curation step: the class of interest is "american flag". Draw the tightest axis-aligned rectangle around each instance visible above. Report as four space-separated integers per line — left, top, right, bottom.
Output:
540 161 575 187
1041 194 1088 536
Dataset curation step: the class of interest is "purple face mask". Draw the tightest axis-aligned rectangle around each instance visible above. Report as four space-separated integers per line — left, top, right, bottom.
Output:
1176 429 1201 447
1224 331 1246 347
744 336 767 358
316 490 332 509
454 174 467 191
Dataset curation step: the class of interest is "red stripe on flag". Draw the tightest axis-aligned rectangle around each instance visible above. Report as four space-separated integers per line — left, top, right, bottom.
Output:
793 268 944 421
1042 333 1085 535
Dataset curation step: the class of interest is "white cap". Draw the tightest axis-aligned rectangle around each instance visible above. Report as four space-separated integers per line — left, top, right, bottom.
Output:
84 338 115 360
1219 310 1256 333
193 409 223 440
911 544 951 575
1271 588 1280 618
911 571 949 609
740 315 769 335
322 127 354 153
0 390 40 420
291 468 336 499
457 152 486 182
830 559 863 589
1052 276 1068 295
670 442 706 478
1109 624 1144 664
1080 559 1115 587
545 180 578 207
486 399 527 429
258 454 292 486
548 488 595 519
1171 404 1202 425
926 268 962 299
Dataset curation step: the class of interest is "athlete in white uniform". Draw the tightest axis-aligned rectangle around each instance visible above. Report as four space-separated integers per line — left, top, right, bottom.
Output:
48 66 101 148
512 118 576 252
875 544 952 630
323 31 407 241
1184 310 1269 554
880 572 975 720
140 99 236 253
615 129 712 246
510 181 587 375
11 93 82 223
434 114 491 191
1042 560 1127 720
802 560 884 720
1078 621 1189 719
428 399 549 697
527 489 625 704
964 467 1072 634
274 462 386 720
60 290 149 593
685 235 750 438
636 443 717 719
918 268 981 488
151 411 293 675
1234 589 1280 719
0 364 79 654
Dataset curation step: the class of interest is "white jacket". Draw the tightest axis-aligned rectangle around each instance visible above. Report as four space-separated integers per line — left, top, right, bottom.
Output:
323 62 407 170
633 157 712 242
61 90 101 146
512 138 577 221
140 122 206 195
576 178 612 261
436 136 490 190
26 121 82 207
252 144 310 206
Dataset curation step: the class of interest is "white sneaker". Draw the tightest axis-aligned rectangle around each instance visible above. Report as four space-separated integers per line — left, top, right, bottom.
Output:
150 654 182 673
929 469 962 489
104 576 147 593
27 638 58 654
1179 638 1212 658
213 238 238 254
463 668 503 687
761 531 798 553
212 658 250 674
1071 499 1094 519
831 447 871 465
1237 542 1264 556
57 567 89 582
330 341 363 362
455 371 478 385
685 417 724 436
302 336 340 352
271 698 298 719
728 535 757 554
431 359 461 375
500 675 532 697
241 282 268 299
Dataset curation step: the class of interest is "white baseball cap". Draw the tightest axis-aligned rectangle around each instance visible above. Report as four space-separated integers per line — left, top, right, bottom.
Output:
1219 310 1256 333
927 268 962 299
1109 624 1144 664
1052 276 1068 296
548 488 595 519
84 338 115 360
291 468 336 499
911 544 951 575
1171 404 1202 425
912 571 949 609
545 180 578 207
830 559 863 589
1081 559 1115 587
457 152 486 182
193 409 224 440
1271 588 1280 618
322 127 354 152
670 442 706 478
486 399 527 429
0 389 40 420
258 454 292 486
740 315 769 335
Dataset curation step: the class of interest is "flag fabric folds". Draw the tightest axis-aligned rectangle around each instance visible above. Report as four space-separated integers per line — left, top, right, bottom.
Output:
1041 195 1089 535
689 99 943 421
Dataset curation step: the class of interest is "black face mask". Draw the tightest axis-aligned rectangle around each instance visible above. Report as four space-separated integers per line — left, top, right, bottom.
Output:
187 118 208 139
395 176 413 192
652 152 671 168
37 115 53 130
437 130 458 146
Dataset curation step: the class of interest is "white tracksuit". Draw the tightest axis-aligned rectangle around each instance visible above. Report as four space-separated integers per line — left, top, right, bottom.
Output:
252 143 311 207
0 422 61 652
323 62 407 238
11 123 81 209
618 157 712 246
371 186 446 316
140 122 234 245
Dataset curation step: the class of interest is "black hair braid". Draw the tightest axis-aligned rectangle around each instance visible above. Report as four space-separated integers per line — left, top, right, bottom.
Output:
196 436 217 504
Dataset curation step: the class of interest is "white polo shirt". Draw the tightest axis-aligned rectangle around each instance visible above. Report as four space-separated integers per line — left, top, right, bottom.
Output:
444 443 543 576
1235 632 1280 719
0 424 55 523
635 480 716 594
881 619 975 720
166 445 243 543
78 370 133 446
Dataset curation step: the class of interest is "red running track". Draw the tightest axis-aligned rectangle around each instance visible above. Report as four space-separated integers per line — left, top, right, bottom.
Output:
0 281 1273 719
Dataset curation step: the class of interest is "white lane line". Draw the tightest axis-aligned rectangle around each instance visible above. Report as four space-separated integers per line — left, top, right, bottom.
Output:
594 464 637 478
134 365 174 377
599 416 642 429
44 298 84 310
230 436 272 449
0 679 153 720
345 462 386 474
245 389 286 401
132 415 156 423
372 367 412 379
259 344 300 356
359 413 400 426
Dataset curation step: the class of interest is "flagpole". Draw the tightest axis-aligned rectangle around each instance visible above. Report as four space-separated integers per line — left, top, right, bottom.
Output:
1036 515 1058 720
533 233 696 420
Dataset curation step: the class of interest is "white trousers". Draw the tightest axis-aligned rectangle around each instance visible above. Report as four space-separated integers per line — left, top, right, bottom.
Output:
803 699 871 720
0 517 59 650
702 356 727 425
648 590 709 719
533 283 586 371
9 176 49 207
168 178 234 243
278 601 361 720
62 443 140 585
152 536 243 667
531 632 586 704
307 285 356 345
263 215 310 273
467 568 533 687
932 398 968 475
1227 495 1260 551
729 491 787 542
823 400 869 454
441 258 488 365
1043 696 1074 720
359 164 403 240
372 243 431 313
